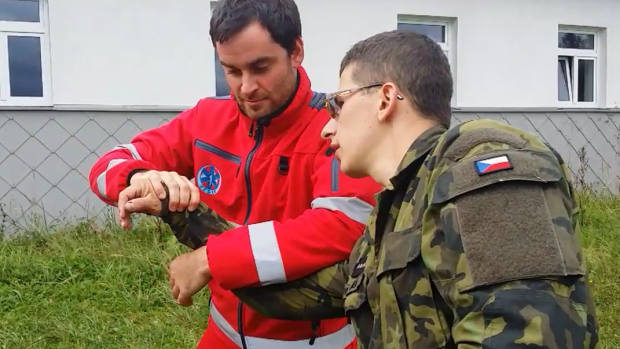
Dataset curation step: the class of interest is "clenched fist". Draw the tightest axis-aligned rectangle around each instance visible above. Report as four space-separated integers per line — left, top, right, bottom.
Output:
169 246 212 307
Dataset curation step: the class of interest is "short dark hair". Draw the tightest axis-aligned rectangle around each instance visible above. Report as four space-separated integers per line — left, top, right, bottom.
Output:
340 30 453 127
210 0 302 54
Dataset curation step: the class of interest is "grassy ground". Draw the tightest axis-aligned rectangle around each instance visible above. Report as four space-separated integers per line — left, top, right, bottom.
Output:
577 192 620 347
0 193 619 348
0 217 210 349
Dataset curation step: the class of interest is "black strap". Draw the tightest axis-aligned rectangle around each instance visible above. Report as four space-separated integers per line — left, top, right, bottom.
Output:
309 320 320 345
278 156 290 175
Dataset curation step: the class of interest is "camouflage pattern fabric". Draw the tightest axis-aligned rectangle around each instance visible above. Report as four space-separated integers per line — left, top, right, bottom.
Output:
158 186 236 249
227 119 600 349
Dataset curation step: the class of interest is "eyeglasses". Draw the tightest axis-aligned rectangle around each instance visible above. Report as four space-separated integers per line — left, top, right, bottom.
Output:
324 82 404 119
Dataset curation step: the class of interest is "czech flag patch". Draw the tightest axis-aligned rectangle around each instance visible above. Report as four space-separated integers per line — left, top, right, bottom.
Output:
474 155 513 175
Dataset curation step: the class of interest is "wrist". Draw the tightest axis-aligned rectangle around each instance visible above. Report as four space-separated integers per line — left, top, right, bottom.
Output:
196 246 211 278
127 169 147 186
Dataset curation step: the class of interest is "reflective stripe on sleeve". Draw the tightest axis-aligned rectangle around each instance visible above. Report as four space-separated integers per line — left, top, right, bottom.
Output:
248 221 287 285
96 158 127 200
112 143 143 160
311 196 374 225
210 302 356 349
95 144 143 200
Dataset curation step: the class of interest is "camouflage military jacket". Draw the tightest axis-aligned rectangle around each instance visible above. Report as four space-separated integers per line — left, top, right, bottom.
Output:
163 119 599 349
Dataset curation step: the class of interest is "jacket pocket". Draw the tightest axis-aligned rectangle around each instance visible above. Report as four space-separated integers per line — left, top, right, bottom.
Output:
343 269 374 346
376 227 422 277
376 228 448 349
193 139 242 196
194 139 242 165
344 272 368 313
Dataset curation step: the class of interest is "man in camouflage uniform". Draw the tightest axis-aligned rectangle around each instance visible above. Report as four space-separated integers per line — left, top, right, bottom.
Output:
150 30 599 348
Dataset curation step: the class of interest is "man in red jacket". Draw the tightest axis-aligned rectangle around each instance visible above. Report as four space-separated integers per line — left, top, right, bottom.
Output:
87 0 380 348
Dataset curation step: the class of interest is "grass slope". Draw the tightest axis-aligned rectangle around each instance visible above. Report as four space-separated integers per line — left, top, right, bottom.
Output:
0 193 618 348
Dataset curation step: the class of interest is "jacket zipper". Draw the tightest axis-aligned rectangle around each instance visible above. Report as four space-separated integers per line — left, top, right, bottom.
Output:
238 118 266 349
235 74 301 347
242 119 265 224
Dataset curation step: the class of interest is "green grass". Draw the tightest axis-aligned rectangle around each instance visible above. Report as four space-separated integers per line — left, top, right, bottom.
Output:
0 217 210 349
0 193 619 348
577 192 620 347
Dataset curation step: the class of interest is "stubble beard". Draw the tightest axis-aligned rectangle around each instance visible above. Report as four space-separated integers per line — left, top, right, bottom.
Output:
235 66 298 120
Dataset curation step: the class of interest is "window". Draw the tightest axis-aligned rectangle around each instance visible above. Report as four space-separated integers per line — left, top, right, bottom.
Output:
557 29 598 106
214 51 230 97
0 0 50 106
210 1 230 97
397 21 448 56
397 15 457 105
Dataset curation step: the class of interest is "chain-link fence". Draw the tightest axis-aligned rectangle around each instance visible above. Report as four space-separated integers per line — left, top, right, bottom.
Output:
0 109 619 234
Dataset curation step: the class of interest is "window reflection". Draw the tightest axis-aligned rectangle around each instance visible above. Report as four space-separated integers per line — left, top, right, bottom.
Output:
8 35 43 97
557 58 571 102
397 23 446 43
214 51 230 97
577 59 594 102
558 32 595 50
0 0 39 22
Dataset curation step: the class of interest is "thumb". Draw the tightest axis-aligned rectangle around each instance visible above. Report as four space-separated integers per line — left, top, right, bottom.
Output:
118 186 140 218
125 196 160 215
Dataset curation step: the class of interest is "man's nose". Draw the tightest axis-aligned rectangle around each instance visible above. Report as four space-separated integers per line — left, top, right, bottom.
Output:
321 118 336 140
240 74 259 96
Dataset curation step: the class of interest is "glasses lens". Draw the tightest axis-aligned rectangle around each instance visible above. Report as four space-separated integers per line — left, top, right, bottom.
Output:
327 98 339 118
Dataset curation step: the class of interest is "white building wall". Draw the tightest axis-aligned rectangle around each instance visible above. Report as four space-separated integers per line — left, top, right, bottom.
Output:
35 0 620 108
47 0 214 108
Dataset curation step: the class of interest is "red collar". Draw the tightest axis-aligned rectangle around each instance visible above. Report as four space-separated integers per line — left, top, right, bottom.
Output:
238 66 319 137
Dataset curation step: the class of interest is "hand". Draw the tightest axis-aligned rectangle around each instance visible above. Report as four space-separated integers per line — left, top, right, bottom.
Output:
131 170 200 213
117 178 163 229
169 246 212 306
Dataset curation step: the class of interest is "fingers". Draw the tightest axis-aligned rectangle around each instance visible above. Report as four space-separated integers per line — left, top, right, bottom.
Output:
118 186 140 229
172 284 193 306
172 284 180 300
186 177 201 212
118 186 140 216
157 171 196 212
144 171 167 200
131 171 199 213
158 171 180 211
170 273 192 307
118 208 132 230
176 175 192 212
176 291 193 307
124 197 157 214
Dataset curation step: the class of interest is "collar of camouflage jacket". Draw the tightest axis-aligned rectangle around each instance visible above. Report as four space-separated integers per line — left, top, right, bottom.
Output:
387 124 448 190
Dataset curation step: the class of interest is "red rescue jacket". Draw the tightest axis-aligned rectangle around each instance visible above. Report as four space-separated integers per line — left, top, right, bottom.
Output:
89 67 381 348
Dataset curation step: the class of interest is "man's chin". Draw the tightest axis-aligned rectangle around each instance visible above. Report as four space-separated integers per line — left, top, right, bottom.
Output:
340 161 365 179
239 102 261 115
244 105 279 120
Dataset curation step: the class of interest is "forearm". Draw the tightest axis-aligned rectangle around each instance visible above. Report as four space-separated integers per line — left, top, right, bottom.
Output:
159 199 235 250
232 260 349 321
160 195 358 320
159 200 359 286
207 208 366 289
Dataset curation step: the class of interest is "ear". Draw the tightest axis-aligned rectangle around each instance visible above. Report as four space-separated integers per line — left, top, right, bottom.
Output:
377 82 399 123
291 37 304 67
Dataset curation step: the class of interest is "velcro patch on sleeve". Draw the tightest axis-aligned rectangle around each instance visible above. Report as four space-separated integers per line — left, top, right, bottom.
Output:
431 149 586 292
452 180 584 292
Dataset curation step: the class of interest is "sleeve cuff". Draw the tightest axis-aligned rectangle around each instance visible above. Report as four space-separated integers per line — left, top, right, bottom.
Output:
206 226 260 289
